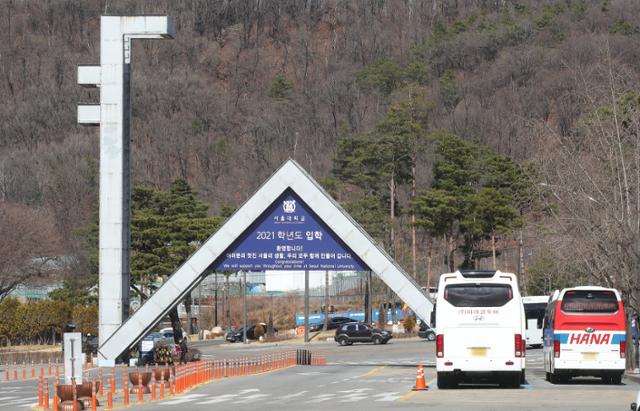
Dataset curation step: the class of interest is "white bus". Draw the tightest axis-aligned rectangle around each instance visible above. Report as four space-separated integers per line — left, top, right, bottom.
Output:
436 270 526 389
522 296 548 348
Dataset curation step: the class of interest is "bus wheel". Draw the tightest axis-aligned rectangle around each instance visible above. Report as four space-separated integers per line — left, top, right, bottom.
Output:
611 374 622 385
545 372 550 382
550 372 559 384
520 370 526 385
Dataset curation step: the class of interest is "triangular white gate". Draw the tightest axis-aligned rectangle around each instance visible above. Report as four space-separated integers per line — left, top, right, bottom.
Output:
98 159 433 365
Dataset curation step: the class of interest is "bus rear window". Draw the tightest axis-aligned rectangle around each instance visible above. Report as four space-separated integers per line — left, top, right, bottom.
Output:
561 290 618 313
444 284 513 307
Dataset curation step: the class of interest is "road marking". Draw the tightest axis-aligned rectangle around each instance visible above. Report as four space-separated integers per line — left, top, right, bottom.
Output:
235 393 270 403
398 391 418 402
307 393 336 403
363 366 385 377
195 394 239 405
159 393 207 405
266 390 308 404
374 392 402 401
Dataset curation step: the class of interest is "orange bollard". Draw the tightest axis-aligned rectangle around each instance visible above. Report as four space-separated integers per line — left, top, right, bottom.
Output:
31 361 35 378
72 379 78 411
38 376 43 406
48 360 52 376
151 373 157 401
91 378 97 411
5 367 8 381
22 362 26 380
13 364 17 380
98 368 103 397
45 378 50 409
169 373 175 397
53 378 59 411
107 391 113 409
160 379 165 399
123 375 129 406
55 364 59 378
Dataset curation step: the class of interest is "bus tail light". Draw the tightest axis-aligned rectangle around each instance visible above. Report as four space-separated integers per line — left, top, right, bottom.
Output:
521 338 526 357
620 340 626 359
436 334 444 358
554 339 561 358
515 334 523 357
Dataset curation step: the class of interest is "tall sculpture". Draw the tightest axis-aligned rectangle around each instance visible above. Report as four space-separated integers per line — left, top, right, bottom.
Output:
77 16 174 365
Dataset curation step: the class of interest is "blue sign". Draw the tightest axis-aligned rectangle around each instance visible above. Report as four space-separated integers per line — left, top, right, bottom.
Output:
212 189 368 271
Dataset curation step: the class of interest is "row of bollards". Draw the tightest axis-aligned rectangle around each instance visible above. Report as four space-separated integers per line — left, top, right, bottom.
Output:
34 350 326 410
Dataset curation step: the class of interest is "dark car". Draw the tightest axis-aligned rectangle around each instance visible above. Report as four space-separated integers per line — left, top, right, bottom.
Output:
226 323 277 343
309 316 357 332
83 334 99 354
334 322 392 346
418 322 436 341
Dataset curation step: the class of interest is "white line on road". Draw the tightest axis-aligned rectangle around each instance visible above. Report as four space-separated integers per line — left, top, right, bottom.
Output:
306 393 336 403
158 393 207 405
374 392 402 401
266 390 308 404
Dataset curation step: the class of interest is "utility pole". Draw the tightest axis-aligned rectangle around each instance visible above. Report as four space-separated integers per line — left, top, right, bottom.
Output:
213 282 218 327
225 274 230 329
518 230 526 294
323 271 329 331
242 271 247 344
304 270 309 343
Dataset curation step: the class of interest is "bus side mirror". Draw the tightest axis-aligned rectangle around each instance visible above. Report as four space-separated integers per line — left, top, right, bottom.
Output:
631 402 636 411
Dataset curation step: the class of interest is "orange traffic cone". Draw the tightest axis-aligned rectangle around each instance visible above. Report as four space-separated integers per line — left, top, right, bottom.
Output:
412 364 428 391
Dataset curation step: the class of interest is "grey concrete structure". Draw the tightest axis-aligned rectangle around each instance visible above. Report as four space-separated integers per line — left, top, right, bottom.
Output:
77 16 175 365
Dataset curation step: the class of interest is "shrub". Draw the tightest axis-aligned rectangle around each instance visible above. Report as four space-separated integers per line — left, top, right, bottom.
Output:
254 323 265 339
403 316 416 333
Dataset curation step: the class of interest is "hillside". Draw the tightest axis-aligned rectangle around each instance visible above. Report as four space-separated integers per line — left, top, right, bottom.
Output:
2 0 640 309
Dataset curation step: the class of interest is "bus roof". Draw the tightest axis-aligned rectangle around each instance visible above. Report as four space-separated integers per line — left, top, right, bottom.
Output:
558 286 621 301
439 270 518 284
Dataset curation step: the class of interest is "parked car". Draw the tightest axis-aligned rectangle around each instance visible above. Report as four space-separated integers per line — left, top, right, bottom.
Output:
226 323 277 343
418 322 436 341
309 316 357 332
83 334 99 354
334 322 392 346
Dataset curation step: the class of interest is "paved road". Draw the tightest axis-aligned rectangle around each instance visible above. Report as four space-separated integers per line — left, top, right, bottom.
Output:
0 378 37 409
133 338 640 411
4 339 637 410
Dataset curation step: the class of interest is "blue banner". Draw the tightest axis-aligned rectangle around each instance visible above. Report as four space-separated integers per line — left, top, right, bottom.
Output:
212 189 369 271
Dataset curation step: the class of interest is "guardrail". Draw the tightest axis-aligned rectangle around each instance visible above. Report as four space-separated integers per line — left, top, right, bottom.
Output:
34 350 327 410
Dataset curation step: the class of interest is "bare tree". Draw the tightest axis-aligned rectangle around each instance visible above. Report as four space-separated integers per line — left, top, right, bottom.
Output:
0 202 62 299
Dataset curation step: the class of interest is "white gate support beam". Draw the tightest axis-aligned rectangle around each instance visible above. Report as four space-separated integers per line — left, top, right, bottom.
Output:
97 160 433 365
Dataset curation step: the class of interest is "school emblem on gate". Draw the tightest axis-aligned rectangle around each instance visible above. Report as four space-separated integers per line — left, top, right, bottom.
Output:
283 200 296 213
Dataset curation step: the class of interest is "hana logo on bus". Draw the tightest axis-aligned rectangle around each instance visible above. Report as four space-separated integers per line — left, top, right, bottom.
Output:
283 200 296 214
585 327 595 333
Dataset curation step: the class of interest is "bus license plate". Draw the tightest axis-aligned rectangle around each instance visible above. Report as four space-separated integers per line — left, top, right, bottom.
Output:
582 352 598 360
471 348 487 357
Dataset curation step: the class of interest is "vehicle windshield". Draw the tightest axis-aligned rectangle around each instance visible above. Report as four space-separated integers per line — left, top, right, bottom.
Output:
444 284 513 307
561 290 618 314
524 303 546 329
